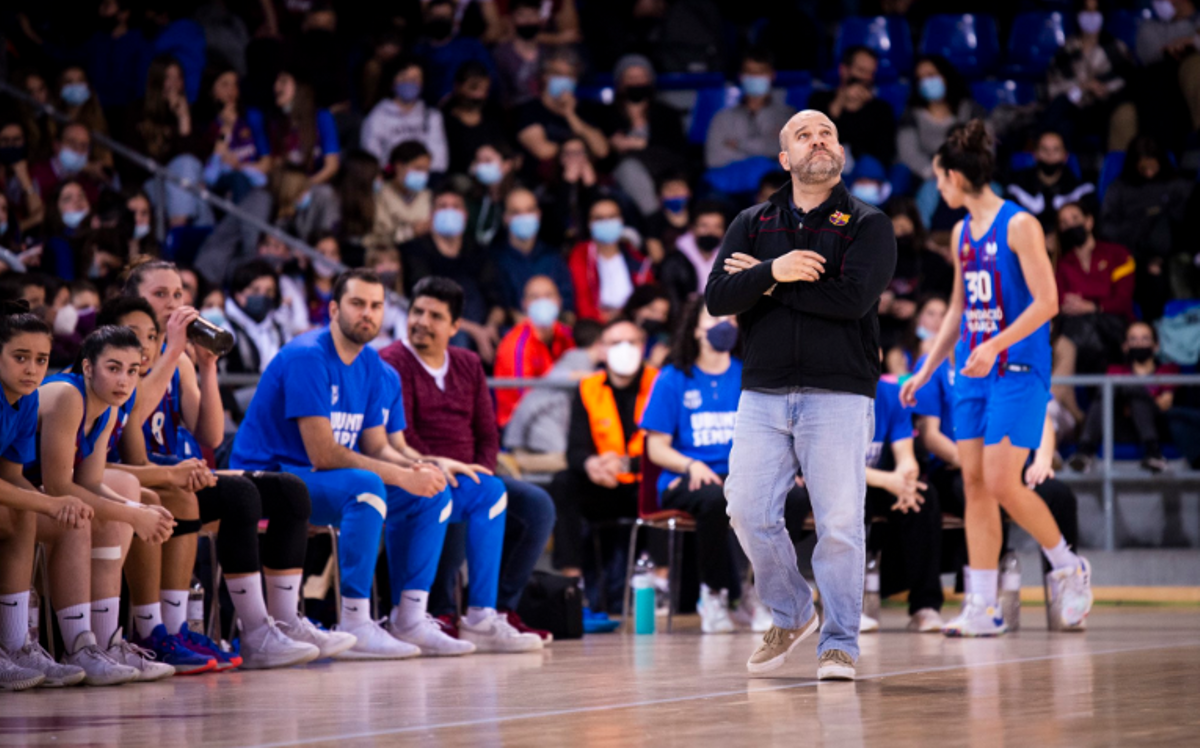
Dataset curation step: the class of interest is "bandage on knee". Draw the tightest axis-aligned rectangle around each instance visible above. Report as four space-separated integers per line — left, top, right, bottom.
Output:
91 546 122 560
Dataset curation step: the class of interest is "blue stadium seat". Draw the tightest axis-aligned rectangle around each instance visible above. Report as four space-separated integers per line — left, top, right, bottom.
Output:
774 70 813 88
687 86 739 145
1002 12 1070 79
164 225 213 267
1110 8 1153 62
785 84 813 110
835 16 915 83
919 14 1001 79
1097 151 1126 204
970 79 1037 113
875 81 910 121
703 156 784 197
658 72 726 91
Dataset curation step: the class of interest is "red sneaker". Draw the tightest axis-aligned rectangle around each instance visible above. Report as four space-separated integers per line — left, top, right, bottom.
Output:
433 614 460 638
502 610 553 643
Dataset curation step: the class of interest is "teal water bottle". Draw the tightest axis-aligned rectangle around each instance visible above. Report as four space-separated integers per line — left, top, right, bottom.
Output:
632 553 656 634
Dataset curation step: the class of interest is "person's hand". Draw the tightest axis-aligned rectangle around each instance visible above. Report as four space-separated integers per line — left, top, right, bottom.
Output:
1085 79 1110 100
843 81 873 111
585 454 619 489
890 487 926 514
394 464 447 497
17 244 43 266
434 458 492 488
558 90 578 116
48 495 93 528
412 217 432 236
685 461 723 491
899 367 931 408
723 252 760 275
1024 455 1055 487
1166 37 1196 58
164 306 200 359
578 158 597 186
1061 293 1096 315
132 504 175 544
960 339 999 379
771 250 826 283
192 341 220 367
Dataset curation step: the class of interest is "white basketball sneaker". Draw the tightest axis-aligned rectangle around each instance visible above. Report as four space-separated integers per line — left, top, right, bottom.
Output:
0 647 45 691
459 609 544 653
62 631 140 686
860 613 880 633
335 618 421 660
907 608 946 633
385 616 476 656
7 634 85 687
238 617 321 670
698 585 735 634
941 594 1008 638
286 617 358 659
105 628 175 682
1047 557 1093 629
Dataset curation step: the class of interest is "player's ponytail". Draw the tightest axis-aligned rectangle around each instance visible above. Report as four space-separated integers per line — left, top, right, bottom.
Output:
936 119 994 192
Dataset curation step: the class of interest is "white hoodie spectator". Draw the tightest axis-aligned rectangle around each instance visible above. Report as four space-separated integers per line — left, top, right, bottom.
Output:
360 59 450 172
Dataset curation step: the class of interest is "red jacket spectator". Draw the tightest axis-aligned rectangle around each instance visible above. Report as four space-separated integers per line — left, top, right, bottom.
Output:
1055 240 1136 321
493 318 575 427
379 340 499 471
567 239 654 322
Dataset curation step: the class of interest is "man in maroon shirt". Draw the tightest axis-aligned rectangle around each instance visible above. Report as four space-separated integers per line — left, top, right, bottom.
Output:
380 277 557 642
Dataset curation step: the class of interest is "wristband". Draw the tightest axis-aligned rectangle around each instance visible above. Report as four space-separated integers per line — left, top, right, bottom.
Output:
684 460 696 475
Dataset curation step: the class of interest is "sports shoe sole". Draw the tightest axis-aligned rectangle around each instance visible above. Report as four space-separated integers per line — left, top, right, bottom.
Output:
942 625 1008 638
171 660 218 675
132 666 176 683
314 637 359 660
1 673 46 691
746 612 820 675
239 647 322 670
460 637 542 654
334 647 421 661
83 671 139 687
36 671 87 688
817 662 856 681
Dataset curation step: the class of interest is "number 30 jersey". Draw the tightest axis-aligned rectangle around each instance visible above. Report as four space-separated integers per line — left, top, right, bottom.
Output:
955 199 1051 387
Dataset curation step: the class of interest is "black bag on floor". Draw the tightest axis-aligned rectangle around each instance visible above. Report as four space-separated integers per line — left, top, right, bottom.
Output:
516 571 584 640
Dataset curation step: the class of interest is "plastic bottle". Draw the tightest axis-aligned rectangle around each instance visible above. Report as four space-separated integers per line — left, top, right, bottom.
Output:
1000 552 1021 631
188 577 206 634
27 586 39 645
187 316 235 357
863 552 881 621
631 553 656 635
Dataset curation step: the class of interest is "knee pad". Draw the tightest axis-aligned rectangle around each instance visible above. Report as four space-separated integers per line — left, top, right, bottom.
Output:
207 475 263 527
246 471 313 523
171 517 203 537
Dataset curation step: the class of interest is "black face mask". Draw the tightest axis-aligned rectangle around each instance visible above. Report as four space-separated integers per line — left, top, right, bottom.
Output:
640 319 667 340
1127 346 1155 364
1036 160 1062 177
1059 225 1089 252
623 85 654 104
515 23 540 41
895 234 915 255
0 146 27 166
241 294 273 323
458 96 485 111
695 234 721 253
425 19 454 40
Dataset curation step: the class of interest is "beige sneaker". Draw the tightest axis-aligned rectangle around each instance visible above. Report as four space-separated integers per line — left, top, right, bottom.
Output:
817 649 856 681
907 608 945 633
745 611 819 674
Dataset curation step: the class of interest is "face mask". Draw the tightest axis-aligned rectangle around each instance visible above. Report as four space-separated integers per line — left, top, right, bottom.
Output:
1037 160 1063 177
53 302 79 336
379 269 399 288
1059 225 1089 251
916 326 936 341
58 147 88 174
851 182 883 205
296 191 313 211
459 96 486 111
740 74 772 98
640 318 667 340
0 145 27 166
1153 0 1176 21
425 19 454 40
0 222 7 236
695 234 721 253
662 196 688 214
509 213 541 241
61 83 91 106
590 217 623 244
1077 10 1103 34
623 85 654 104
200 308 228 329
895 235 914 254
373 178 384 195
394 81 422 103
1128 346 1155 364
133 223 151 240
515 23 540 40
527 297 560 328
314 259 338 279
546 76 576 99
62 209 88 229
919 76 946 103
403 169 429 192
242 294 273 323
473 161 503 186
433 207 466 237
606 341 641 376
705 320 738 352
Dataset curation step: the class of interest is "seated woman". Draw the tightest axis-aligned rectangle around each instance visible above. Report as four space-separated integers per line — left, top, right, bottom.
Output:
640 297 807 633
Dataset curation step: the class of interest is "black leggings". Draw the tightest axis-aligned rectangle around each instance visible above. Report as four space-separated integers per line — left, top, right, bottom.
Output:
243 471 311 570
197 472 311 574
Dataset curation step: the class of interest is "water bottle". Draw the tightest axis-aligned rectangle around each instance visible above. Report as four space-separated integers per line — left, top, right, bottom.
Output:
631 553 656 635
187 316 235 357
188 577 206 634
1000 552 1021 631
863 552 881 621
27 586 39 645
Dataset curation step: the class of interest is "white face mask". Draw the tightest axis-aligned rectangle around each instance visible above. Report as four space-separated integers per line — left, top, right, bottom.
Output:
54 303 79 336
1153 0 1177 21
605 341 642 377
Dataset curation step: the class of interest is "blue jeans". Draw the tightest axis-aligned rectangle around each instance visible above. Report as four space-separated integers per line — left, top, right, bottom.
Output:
725 389 873 659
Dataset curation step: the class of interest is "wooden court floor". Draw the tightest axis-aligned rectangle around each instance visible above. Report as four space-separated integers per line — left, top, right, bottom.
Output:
2 607 1199 747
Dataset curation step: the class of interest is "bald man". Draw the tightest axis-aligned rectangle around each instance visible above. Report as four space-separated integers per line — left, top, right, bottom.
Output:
706 110 896 680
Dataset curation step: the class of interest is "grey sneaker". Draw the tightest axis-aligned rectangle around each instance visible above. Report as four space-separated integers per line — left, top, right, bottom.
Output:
0 647 44 691
746 611 819 674
7 634 86 687
817 649 856 681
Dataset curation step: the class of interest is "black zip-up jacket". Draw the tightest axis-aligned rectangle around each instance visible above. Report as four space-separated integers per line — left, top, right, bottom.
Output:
705 181 896 398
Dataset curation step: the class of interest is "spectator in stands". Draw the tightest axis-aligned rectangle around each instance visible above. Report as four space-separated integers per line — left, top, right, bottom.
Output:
124 191 159 260
886 294 947 377
642 173 691 265
443 62 507 175
135 56 209 229
1044 0 1137 153
413 0 500 105
705 48 795 169
380 277 555 646
367 141 433 251
533 136 601 248
51 66 114 175
223 258 290 374
40 180 93 281
364 246 409 348
360 57 450 172
0 193 22 255
16 71 55 163
494 275 575 427
466 142 520 248
256 233 311 337
143 1 206 103
809 46 895 165
896 56 982 188
0 120 45 232
399 187 503 361
623 284 672 369
303 233 342 327
360 30 404 113
30 123 105 210
194 0 251 77
568 197 653 322
1133 0 1200 150
1071 321 1180 474
200 66 271 207
493 0 547 108
657 200 726 315
551 318 657 578
605 55 686 217
76 0 151 123
265 70 341 224
506 0 581 47
336 149 380 250
495 187 574 314
516 48 609 175
1006 131 1096 235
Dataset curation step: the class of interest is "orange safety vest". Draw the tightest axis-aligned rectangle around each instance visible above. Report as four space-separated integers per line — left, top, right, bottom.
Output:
579 366 658 484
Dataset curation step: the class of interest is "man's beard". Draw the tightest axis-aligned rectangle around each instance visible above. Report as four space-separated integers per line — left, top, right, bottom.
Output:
338 316 379 345
793 148 845 184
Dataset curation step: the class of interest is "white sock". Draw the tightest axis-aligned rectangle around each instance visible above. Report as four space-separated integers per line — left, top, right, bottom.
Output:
265 573 303 624
342 597 372 628
388 590 428 630
91 597 120 648
161 589 189 634
965 568 999 606
0 591 29 651
464 606 494 626
57 602 93 652
1041 536 1079 572
226 573 269 635
132 603 163 639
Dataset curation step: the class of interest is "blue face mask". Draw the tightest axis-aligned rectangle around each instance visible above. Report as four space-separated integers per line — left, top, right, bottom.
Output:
373 178 383 195
851 182 883 205
201 309 229 329
133 223 150 240
62 209 88 229
705 320 738 352
546 75 576 99
0 222 7 236
473 161 503 186
527 297 560 328
296 191 313 211
61 83 91 106
662 196 688 214
58 147 88 174
433 208 466 237
403 169 429 192
740 75 772 98
590 217 623 245
916 326 936 341
394 81 422 103
919 75 946 103
509 213 541 241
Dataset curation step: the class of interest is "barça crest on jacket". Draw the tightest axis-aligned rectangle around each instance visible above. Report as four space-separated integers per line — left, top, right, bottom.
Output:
829 211 849 227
